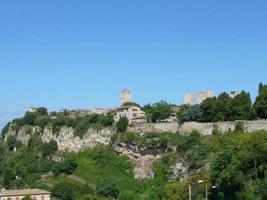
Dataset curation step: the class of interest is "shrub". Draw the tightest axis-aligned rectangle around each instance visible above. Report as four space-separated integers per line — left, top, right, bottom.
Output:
235 121 245 132
116 117 129 133
96 178 119 198
6 135 17 151
41 140 58 157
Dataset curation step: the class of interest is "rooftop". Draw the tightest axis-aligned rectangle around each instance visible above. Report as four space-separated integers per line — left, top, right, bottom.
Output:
0 189 51 197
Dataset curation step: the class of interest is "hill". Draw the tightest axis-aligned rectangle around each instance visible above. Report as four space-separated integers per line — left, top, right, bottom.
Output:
0 108 267 200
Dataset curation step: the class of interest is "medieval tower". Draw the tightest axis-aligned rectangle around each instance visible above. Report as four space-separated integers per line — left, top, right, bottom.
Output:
121 89 132 105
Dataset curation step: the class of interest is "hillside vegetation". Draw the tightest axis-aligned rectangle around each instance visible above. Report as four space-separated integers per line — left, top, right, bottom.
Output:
0 122 266 199
0 83 267 199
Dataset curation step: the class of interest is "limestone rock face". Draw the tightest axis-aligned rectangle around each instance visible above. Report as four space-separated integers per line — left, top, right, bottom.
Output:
5 125 31 145
5 125 115 152
169 158 189 181
41 126 114 152
115 143 161 180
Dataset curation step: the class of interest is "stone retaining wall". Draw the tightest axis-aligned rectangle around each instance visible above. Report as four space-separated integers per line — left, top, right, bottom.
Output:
128 120 267 135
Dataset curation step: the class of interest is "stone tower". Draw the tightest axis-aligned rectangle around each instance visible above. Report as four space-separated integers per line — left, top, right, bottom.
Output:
196 91 215 104
184 93 193 105
121 89 132 105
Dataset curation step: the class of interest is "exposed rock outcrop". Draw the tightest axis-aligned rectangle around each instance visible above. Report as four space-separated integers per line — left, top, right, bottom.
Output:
5 125 115 152
169 158 189 181
115 143 161 180
41 127 114 152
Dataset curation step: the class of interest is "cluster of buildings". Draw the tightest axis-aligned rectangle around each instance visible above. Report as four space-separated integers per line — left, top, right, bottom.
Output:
28 89 240 124
114 89 146 123
0 189 50 200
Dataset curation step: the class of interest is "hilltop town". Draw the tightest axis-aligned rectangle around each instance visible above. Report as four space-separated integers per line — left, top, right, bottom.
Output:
0 83 267 200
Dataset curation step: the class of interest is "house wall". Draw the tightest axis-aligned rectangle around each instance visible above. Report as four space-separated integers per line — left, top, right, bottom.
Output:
115 106 145 122
0 194 50 200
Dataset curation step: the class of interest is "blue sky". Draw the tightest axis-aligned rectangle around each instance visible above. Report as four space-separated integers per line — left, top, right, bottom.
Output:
1 0 267 130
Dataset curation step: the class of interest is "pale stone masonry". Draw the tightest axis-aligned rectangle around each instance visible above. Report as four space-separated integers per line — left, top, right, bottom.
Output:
121 89 132 105
0 189 51 200
196 91 215 104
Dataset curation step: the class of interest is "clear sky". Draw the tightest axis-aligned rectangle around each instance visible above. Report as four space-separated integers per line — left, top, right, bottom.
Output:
1 0 267 130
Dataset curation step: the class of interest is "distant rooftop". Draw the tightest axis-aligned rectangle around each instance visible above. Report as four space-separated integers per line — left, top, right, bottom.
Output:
0 189 51 197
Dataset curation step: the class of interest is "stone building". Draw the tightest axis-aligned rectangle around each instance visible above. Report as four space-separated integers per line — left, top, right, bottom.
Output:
27 107 38 113
115 105 146 123
184 93 194 105
0 189 51 200
196 91 215 104
184 91 214 105
121 89 132 105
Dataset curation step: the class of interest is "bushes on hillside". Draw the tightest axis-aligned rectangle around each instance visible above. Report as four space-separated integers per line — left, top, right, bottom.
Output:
143 101 172 123
52 156 77 176
116 117 129 133
96 178 119 199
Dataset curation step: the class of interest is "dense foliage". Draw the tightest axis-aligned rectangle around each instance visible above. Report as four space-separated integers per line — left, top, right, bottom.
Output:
1 83 267 199
0 128 266 199
3 109 115 138
143 101 173 123
116 117 129 133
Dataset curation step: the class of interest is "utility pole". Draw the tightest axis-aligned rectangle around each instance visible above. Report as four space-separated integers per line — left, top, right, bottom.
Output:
205 185 208 200
189 184 192 200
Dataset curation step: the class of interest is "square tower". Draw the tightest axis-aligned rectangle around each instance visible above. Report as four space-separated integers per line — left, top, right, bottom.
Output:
121 89 132 105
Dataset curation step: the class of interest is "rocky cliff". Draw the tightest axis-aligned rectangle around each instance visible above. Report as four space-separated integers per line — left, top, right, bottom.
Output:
5 124 182 180
5 119 266 180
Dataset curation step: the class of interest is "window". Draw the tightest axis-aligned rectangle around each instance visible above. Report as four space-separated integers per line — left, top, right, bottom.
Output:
132 108 138 111
133 113 137 118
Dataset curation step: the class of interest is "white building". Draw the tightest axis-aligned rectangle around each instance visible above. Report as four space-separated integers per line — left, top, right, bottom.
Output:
115 106 146 123
0 189 51 200
90 107 112 115
27 107 38 113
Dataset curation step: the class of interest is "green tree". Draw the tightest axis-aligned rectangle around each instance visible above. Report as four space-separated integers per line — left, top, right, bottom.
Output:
116 117 129 133
177 105 202 123
210 149 244 200
164 182 188 200
6 135 17 151
254 83 267 119
34 118 49 129
52 182 75 200
201 97 217 122
41 140 58 158
143 101 172 122
213 92 231 121
36 107 48 115
234 121 244 132
2 167 16 188
229 91 252 120
23 112 38 125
